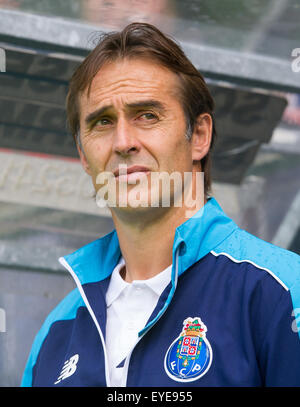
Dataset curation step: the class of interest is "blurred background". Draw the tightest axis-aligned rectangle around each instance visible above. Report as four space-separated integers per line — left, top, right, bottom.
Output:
0 0 299 386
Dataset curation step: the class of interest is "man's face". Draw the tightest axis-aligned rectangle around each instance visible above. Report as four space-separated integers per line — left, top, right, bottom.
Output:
78 57 201 213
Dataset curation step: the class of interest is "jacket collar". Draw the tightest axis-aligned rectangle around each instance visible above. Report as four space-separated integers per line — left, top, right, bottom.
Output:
60 197 238 286
174 197 238 277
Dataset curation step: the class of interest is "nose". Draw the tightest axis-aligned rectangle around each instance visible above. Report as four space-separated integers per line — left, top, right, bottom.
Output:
112 117 140 157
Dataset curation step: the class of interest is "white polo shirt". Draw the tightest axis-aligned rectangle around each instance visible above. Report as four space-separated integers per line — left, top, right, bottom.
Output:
105 256 172 387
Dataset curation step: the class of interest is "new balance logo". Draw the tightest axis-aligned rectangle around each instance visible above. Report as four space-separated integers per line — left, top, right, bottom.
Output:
54 354 79 384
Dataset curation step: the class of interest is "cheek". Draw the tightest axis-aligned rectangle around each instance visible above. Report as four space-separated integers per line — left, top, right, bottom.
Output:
83 138 111 175
163 134 192 172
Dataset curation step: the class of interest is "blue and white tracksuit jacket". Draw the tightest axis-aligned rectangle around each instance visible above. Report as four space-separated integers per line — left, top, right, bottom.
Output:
21 198 300 387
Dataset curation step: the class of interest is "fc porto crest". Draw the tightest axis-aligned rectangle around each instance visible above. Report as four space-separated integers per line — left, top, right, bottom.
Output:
164 317 212 382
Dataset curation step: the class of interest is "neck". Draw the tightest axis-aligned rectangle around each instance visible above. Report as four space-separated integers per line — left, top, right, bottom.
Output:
110 196 206 283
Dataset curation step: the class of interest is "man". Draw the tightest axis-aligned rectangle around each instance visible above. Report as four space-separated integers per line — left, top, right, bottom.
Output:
21 22 300 387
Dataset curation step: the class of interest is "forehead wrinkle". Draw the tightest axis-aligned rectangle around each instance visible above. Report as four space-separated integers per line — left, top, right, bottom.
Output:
80 63 183 121
90 78 161 103
89 64 171 97
93 61 160 83
86 81 168 116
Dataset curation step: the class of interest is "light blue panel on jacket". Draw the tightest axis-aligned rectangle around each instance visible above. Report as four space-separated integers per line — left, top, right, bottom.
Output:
62 230 121 286
21 288 85 386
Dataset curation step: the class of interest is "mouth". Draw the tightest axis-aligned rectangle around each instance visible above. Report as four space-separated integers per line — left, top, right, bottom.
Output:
113 165 150 182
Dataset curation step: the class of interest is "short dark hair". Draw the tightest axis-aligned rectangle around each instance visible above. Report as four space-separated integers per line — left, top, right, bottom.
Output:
66 22 217 196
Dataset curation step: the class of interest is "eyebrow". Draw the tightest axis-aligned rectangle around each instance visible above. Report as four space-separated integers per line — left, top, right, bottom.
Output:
84 100 166 125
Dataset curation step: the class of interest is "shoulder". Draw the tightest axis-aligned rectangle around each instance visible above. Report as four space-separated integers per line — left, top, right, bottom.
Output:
211 228 300 336
40 288 84 329
212 227 300 291
209 228 300 340
21 288 84 386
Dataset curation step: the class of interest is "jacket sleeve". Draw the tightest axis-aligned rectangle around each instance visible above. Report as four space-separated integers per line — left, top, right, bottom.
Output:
257 288 300 386
20 288 81 386
21 323 49 387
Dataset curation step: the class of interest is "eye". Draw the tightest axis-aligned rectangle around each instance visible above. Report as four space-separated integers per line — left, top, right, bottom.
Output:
138 112 158 121
94 117 112 127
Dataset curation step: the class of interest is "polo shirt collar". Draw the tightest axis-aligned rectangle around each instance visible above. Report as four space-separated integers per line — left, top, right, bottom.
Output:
106 257 172 307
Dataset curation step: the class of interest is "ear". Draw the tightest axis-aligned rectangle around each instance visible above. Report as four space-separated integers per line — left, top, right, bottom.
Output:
191 113 213 162
76 134 92 176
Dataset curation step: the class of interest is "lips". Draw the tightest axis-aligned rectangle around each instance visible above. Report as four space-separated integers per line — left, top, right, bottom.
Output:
113 165 150 178
113 165 151 183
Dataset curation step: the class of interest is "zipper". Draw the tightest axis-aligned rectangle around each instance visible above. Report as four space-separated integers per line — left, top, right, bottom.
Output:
59 242 182 388
120 245 181 387
58 256 111 387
